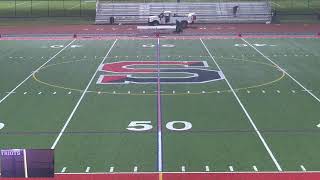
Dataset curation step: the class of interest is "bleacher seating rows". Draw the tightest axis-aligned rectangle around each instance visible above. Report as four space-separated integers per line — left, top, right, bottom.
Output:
95 2 272 24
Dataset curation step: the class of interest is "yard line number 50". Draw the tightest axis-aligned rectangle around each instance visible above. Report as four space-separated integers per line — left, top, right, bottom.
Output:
127 121 192 131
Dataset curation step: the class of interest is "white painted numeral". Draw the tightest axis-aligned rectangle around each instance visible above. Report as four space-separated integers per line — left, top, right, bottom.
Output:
166 121 192 131
126 121 153 131
127 121 192 131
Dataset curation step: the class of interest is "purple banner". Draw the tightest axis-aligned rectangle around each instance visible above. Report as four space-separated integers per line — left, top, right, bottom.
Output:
1 149 54 178
0 149 25 177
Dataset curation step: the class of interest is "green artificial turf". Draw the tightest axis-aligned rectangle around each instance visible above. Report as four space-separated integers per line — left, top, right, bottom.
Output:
0 38 320 173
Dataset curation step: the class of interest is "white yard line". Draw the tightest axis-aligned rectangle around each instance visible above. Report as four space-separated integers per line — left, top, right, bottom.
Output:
8 1 28 8
69 2 88 10
271 1 281 7
0 39 75 105
241 38 320 104
69 3 81 10
51 39 118 149
200 38 283 172
156 38 163 172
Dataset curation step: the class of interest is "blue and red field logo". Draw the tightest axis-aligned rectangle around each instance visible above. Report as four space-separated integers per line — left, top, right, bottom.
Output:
97 61 224 84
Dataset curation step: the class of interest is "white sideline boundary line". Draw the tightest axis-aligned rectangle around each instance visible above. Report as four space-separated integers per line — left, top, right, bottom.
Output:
241 38 320 104
51 39 118 149
200 38 283 172
0 39 76 105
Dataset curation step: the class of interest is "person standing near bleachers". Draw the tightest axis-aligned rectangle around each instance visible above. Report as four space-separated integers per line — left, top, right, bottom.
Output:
233 5 239 17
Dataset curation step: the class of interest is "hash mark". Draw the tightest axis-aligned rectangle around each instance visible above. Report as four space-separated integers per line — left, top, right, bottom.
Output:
109 166 114 173
181 166 186 172
61 167 67 173
85 166 90 173
253 165 258 172
205 166 210 172
134 166 138 172
300 165 306 172
229 166 234 172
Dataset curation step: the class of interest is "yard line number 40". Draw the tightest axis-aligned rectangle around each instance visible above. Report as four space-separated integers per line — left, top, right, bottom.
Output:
127 121 192 131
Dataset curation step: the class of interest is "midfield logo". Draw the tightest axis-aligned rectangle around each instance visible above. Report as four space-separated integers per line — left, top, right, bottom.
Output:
97 61 224 84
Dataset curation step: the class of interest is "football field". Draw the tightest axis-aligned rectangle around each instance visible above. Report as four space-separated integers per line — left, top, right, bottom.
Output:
1 37 320 173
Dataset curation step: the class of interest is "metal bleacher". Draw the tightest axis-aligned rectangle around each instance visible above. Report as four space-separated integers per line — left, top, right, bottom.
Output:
95 1 272 24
